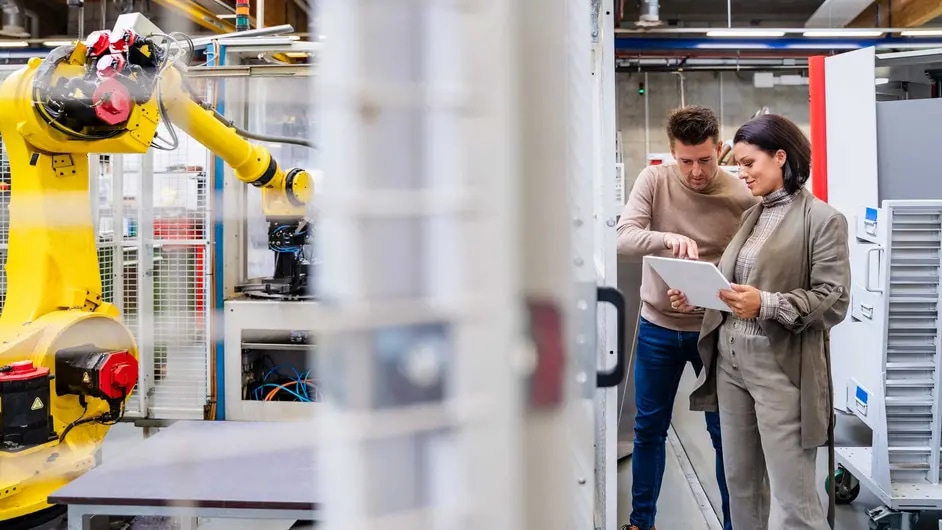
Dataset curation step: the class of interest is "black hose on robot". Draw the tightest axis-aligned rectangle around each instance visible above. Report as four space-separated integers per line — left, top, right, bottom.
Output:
204 104 316 149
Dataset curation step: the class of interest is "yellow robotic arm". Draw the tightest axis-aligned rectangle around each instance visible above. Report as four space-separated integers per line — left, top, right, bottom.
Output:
0 19 312 525
158 66 312 219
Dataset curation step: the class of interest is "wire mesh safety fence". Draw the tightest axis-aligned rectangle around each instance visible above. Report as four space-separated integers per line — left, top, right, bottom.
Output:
0 138 215 420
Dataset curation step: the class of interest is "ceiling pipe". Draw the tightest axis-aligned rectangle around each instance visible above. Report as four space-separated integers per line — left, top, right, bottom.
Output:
805 0 873 28
637 0 661 27
617 63 809 72
617 57 810 71
614 26 930 34
0 0 28 38
293 0 309 16
621 57 809 66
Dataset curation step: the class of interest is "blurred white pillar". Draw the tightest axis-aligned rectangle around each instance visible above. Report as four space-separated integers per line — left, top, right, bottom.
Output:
313 0 526 529
314 0 601 527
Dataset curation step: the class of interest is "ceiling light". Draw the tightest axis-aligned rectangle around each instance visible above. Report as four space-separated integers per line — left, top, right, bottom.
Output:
901 29 942 36
706 30 785 38
284 52 308 58
787 43 860 49
803 30 883 37
0 41 28 47
697 43 771 49
42 40 75 47
875 77 890 85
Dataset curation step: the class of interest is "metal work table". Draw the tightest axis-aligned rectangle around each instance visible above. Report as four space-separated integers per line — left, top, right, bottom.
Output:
49 420 319 529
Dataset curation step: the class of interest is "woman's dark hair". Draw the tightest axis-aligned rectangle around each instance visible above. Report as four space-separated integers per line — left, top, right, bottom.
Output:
732 114 811 194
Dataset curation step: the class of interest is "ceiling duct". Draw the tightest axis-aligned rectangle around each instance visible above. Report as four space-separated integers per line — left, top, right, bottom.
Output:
0 0 28 38
805 0 872 28
637 0 661 27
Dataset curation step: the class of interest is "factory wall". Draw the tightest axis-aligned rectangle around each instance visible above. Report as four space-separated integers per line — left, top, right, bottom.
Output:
617 71 811 189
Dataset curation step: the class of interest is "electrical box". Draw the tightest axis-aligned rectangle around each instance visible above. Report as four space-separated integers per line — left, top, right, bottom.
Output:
224 299 320 421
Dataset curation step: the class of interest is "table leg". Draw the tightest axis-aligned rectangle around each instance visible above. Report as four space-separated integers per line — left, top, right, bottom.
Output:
176 516 199 529
66 507 113 530
66 506 90 530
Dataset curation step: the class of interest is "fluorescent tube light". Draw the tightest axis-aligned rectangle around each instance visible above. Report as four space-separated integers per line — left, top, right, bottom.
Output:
787 43 859 49
42 40 75 47
803 30 883 37
697 43 770 49
706 30 785 38
901 29 942 36
875 77 890 85
0 41 28 47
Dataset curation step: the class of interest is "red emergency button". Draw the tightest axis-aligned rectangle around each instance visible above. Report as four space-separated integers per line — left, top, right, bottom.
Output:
11 360 34 372
0 360 49 382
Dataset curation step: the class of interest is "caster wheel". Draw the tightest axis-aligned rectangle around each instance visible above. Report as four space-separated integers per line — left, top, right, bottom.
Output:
826 465 860 505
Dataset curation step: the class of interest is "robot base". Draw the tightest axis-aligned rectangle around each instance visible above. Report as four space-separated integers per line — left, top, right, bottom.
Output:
0 311 138 524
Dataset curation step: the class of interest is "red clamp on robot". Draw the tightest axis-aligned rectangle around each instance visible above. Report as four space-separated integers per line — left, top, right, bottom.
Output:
84 30 112 57
108 29 137 52
54 344 139 408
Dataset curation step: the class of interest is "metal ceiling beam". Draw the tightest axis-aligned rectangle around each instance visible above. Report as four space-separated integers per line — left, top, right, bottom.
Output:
614 36 942 54
151 0 236 33
614 26 925 34
848 0 942 28
805 0 874 28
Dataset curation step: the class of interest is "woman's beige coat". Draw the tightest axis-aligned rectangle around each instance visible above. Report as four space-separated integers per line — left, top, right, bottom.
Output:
689 188 851 449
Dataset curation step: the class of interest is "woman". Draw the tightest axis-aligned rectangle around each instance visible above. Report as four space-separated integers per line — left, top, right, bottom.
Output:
668 114 850 530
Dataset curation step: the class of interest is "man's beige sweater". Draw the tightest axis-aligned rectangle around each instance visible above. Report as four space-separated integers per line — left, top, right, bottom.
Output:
616 163 757 332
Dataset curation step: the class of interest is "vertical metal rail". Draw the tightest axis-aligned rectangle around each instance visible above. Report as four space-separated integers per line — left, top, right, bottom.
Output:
932 206 942 485
137 151 155 418
643 72 651 158
565 0 597 524
594 0 619 527
112 155 125 310
211 45 228 419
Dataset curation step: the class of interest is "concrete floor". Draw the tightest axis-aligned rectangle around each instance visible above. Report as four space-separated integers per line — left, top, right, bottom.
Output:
42 375 942 530
662 367 942 530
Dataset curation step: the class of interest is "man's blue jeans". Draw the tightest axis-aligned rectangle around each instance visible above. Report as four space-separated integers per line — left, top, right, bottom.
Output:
629 317 732 530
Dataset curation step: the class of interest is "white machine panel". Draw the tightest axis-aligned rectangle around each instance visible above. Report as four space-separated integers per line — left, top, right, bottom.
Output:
825 47 880 412
845 201 942 490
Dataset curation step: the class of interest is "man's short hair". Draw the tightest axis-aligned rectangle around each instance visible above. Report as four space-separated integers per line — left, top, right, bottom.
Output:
667 105 720 147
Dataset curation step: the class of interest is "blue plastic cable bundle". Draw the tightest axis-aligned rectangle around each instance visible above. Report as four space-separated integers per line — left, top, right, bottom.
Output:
253 364 318 402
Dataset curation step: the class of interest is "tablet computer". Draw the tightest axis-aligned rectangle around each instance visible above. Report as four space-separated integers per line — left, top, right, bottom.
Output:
644 256 732 312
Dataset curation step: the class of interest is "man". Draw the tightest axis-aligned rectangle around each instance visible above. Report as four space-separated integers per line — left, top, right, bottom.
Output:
617 105 756 530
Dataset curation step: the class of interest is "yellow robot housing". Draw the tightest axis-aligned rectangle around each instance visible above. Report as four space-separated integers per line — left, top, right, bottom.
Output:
0 15 313 525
